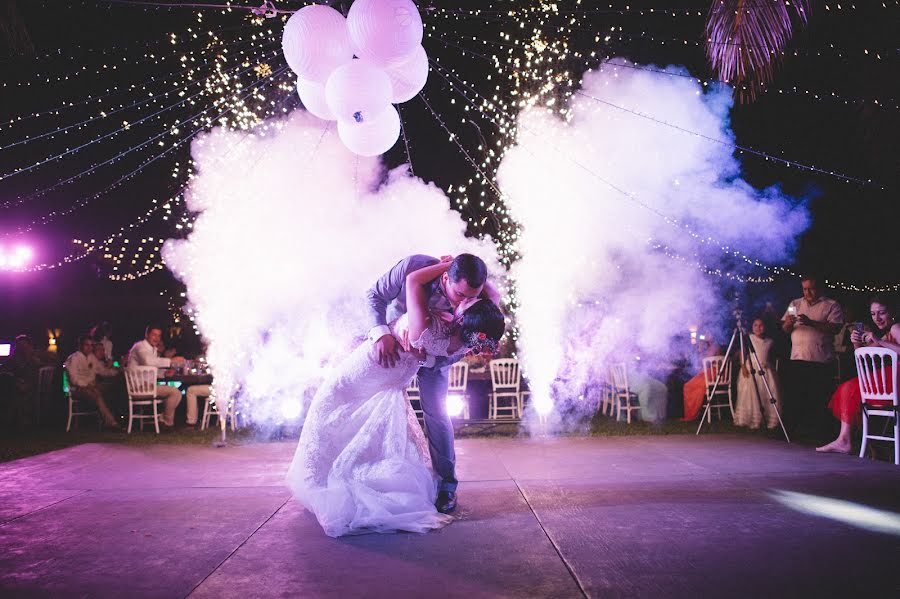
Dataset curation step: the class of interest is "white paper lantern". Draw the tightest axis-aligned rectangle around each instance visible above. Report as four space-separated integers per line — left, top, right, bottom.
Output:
282 5 353 82
347 0 423 66
384 44 428 103
325 60 392 124
337 105 400 156
296 77 335 121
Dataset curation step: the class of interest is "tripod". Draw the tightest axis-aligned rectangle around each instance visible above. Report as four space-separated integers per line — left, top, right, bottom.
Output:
696 311 790 442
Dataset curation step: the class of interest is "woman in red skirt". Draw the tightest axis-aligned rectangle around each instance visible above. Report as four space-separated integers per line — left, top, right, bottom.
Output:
817 296 899 454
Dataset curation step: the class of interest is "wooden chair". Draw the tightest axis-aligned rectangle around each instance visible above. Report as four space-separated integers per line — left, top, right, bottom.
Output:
201 393 238 431
855 348 898 465
609 362 641 424
703 356 734 422
64 368 101 432
488 358 522 419
404 375 424 424
597 381 616 417
124 366 164 434
447 361 470 419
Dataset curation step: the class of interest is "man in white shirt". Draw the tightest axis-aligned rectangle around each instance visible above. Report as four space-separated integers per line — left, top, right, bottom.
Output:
126 325 185 428
781 275 844 435
64 336 120 429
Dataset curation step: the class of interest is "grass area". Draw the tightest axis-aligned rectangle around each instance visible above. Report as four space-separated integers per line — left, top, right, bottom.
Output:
0 413 870 464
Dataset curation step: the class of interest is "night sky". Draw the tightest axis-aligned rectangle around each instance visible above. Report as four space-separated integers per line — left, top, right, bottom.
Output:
1 0 898 352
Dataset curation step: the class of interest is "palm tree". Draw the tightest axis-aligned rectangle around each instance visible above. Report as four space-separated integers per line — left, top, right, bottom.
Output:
705 0 810 102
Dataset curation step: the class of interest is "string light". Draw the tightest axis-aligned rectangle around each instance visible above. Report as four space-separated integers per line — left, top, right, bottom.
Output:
4 0 895 299
4 65 290 237
0 47 279 186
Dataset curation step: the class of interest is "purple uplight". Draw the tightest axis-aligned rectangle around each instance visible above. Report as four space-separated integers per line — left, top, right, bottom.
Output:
0 245 34 270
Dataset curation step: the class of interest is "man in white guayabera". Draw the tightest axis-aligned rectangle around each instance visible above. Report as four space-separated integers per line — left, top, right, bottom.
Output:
366 254 500 514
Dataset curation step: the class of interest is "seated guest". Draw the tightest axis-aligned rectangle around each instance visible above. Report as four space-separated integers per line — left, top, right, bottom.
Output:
1 335 46 425
90 321 114 368
3 335 41 397
681 335 723 421
185 384 211 429
734 319 782 429
628 364 668 423
64 336 120 429
817 296 900 454
127 325 185 429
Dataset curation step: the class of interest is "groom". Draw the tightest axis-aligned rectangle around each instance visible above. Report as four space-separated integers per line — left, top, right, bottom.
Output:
366 253 499 514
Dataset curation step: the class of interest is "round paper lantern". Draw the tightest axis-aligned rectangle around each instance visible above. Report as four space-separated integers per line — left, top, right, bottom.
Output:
337 105 400 156
384 44 428 103
282 5 353 82
325 60 392 124
347 0 423 66
296 77 335 120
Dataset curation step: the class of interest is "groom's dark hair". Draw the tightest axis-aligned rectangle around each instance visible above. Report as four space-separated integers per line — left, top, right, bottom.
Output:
448 253 487 288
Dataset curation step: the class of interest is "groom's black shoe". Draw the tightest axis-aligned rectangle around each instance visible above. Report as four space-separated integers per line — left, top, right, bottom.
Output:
436 490 457 514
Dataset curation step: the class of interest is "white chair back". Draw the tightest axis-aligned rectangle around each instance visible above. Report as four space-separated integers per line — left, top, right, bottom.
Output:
610 362 629 392
448 362 469 393
490 358 520 392
702 356 731 389
855 347 897 404
125 366 158 399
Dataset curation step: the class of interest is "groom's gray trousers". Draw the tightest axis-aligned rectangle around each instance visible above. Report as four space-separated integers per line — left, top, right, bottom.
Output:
416 355 458 493
365 254 459 493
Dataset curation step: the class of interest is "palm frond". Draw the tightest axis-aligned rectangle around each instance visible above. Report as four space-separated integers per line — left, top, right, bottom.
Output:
706 0 809 102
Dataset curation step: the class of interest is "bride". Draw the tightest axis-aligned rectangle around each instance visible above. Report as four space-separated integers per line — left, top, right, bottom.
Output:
286 257 505 537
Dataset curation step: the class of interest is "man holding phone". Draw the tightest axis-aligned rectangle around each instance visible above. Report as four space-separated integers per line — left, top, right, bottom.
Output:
781 275 844 436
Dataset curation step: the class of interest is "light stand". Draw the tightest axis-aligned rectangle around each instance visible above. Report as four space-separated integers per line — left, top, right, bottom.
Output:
696 310 790 442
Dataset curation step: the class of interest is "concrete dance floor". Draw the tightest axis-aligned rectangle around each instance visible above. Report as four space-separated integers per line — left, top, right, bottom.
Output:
1 435 898 598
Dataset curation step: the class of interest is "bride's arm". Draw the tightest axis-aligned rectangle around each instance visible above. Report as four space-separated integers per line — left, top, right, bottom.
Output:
406 257 453 344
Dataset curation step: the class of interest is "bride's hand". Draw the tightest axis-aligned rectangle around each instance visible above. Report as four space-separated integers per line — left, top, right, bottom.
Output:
440 255 453 263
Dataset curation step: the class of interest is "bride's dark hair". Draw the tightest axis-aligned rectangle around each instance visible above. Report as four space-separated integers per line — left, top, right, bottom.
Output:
459 299 505 351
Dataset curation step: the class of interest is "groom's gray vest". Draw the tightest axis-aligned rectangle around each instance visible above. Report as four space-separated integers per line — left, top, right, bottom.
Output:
365 254 452 338
364 253 459 492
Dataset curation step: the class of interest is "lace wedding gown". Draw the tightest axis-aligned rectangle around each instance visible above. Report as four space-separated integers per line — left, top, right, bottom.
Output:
286 314 454 537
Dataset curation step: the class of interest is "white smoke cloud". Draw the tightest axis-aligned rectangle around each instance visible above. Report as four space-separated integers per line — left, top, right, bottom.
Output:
499 59 809 430
163 110 498 427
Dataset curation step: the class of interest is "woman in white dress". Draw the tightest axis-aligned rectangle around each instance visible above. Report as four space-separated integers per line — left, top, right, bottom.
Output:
286 257 505 537
734 318 782 429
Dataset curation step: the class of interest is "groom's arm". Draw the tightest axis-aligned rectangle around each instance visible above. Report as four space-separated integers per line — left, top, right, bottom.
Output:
365 254 438 342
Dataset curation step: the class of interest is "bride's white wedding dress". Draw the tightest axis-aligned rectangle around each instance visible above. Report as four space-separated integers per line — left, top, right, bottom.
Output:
286 314 454 537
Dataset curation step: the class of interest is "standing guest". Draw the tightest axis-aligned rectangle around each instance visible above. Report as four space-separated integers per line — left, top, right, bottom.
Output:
734 319 782 429
781 275 844 435
64 336 120 429
817 297 900 454
127 325 185 429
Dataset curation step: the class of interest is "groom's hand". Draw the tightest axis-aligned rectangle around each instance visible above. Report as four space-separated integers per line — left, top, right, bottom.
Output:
375 335 401 368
